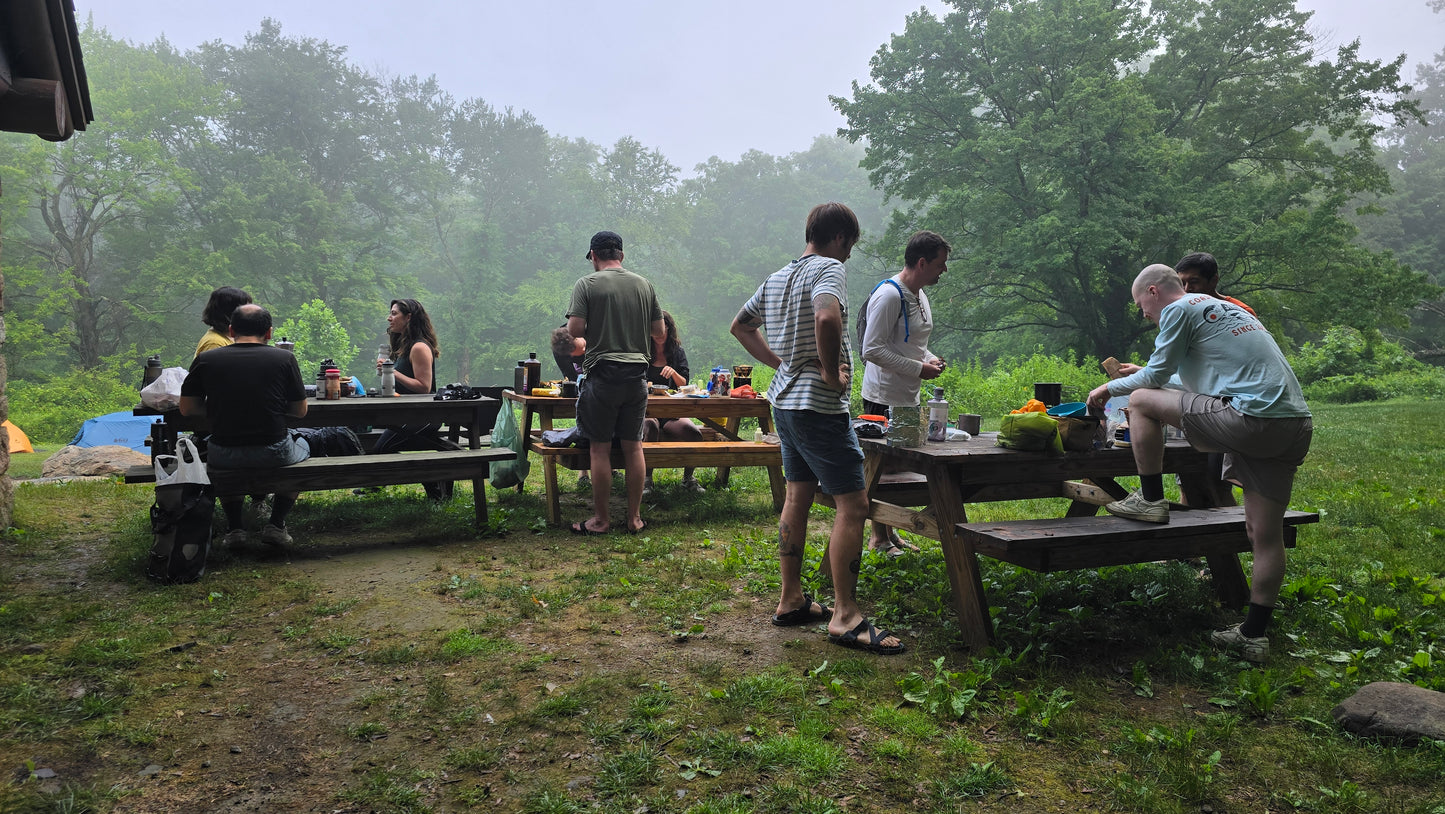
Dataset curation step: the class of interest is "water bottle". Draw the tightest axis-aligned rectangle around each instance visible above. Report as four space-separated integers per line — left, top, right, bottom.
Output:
513 360 529 394
380 360 396 396
524 352 542 394
927 386 949 442
142 355 163 388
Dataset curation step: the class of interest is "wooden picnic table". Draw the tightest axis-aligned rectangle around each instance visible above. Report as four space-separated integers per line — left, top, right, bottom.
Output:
503 391 783 526
820 432 1277 651
129 394 508 527
137 393 502 458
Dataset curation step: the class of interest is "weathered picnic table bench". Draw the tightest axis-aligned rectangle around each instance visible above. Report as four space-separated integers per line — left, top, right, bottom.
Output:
505 391 785 526
127 393 510 527
818 433 1320 650
125 447 515 528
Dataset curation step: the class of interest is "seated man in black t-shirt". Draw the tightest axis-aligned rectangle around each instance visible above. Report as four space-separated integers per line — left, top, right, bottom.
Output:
179 304 309 546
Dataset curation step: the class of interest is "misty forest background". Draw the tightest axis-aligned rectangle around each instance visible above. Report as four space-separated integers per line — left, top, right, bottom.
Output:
3 0 1444 443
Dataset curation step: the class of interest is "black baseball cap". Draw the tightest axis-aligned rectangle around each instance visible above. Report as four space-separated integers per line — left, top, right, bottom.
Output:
586 230 623 258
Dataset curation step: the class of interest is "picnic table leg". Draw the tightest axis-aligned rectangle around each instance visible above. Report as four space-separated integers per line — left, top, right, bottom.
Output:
766 464 786 513
473 476 488 528
543 454 562 527
1178 470 1251 608
930 464 993 651
715 416 741 487
514 401 539 494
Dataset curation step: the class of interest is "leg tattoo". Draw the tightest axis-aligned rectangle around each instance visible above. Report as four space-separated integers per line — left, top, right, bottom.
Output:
778 520 803 560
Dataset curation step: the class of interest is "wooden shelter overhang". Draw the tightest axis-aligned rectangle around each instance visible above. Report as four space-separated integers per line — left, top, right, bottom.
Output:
0 0 93 141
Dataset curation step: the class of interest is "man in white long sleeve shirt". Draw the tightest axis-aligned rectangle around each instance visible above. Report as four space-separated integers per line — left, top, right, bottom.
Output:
1086 265 1312 663
860 230 950 556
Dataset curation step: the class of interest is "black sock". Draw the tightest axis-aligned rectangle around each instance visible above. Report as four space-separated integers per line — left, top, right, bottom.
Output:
268 495 297 528
1240 603 1274 638
221 499 245 531
1140 474 1165 502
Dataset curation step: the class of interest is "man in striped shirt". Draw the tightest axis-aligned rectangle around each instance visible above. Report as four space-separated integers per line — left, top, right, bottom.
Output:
731 203 905 656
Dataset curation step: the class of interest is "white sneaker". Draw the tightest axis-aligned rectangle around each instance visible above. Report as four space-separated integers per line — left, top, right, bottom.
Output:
1105 490 1169 523
221 528 248 546
1211 624 1269 663
260 524 292 546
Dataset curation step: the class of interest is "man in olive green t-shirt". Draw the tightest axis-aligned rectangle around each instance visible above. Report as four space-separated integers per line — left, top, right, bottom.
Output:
565 230 665 536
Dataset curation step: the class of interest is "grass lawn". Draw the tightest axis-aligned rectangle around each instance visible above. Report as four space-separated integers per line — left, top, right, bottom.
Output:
0 401 1442 813
5 445 56 481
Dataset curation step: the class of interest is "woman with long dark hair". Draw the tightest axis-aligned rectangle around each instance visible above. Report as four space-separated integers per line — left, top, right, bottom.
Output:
643 311 705 494
373 298 460 500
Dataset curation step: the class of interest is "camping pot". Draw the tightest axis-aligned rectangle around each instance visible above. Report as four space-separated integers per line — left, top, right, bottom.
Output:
1033 382 1063 406
560 380 578 398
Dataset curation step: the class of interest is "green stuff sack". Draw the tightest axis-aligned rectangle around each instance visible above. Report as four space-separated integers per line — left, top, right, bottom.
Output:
488 399 531 489
996 411 1063 454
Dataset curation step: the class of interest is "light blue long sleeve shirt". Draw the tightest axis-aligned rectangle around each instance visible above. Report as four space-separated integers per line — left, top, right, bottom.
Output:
1108 294 1310 419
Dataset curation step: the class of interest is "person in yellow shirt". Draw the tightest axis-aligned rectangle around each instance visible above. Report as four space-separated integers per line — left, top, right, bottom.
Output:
194 287 253 359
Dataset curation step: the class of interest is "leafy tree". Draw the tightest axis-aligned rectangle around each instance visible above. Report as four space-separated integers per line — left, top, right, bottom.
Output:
835 0 1430 361
185 20 404 362
275 299 357 378
1357 3 1445 364
0 27 220 375
675 136 892 365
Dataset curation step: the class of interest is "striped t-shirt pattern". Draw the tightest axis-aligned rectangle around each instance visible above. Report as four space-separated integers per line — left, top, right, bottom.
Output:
739 254 852 414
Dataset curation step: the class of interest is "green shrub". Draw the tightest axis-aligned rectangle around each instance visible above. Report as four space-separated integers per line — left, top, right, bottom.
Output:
1302 370 1445 404
1291 327 1426 383
8 366 142 444
913 350 1104 419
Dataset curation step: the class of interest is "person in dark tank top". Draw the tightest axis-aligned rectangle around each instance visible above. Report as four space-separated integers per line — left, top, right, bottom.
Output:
372 298 461 500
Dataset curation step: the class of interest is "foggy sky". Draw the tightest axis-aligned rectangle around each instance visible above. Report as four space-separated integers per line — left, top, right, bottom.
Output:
84 0 1445 172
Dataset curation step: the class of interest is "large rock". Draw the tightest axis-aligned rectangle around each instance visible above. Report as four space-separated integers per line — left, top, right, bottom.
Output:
41 445 149 478
1332 681 1445 744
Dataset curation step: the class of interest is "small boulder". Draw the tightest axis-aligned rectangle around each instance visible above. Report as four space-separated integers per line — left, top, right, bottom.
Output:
41 445 149 478
1331 681 1445 744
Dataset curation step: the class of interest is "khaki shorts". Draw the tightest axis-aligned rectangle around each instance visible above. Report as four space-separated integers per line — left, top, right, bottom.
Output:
1177 392 1312 505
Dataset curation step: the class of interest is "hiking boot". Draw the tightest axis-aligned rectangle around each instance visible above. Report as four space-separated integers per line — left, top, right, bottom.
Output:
683 477 705 493
577 473 591 491
1211 624 1269 663
221 528 248 546
1105 490 1169 523
260 523 292 547
642 477 655 498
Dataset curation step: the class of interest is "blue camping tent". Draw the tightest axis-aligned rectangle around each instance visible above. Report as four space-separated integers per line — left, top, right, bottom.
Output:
71 411 163 453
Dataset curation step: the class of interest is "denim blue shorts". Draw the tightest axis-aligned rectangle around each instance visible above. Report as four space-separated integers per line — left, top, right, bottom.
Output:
207 433 311 469
772 408 865 496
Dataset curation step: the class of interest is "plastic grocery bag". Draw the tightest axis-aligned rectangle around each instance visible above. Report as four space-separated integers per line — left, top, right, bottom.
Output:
995 411 1063 454
488 396 531 489
140 367 188 411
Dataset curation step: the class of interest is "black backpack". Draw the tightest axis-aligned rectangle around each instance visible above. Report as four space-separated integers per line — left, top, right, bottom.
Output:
854 279 910 358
